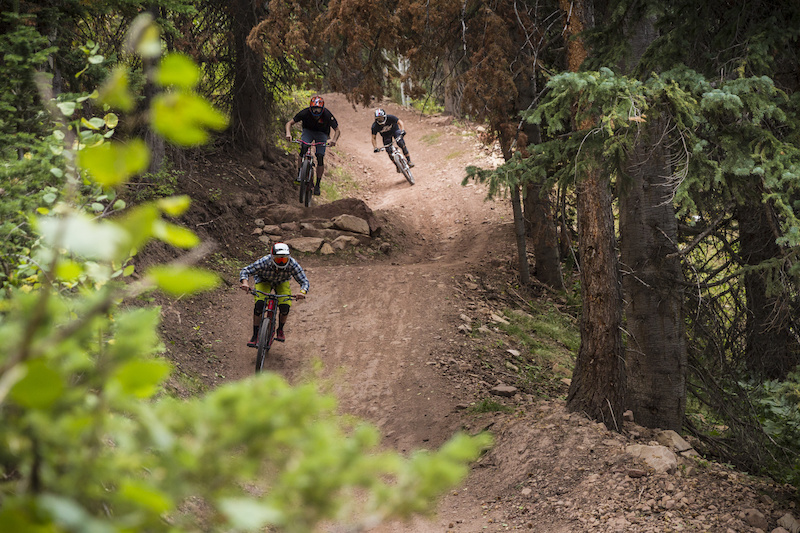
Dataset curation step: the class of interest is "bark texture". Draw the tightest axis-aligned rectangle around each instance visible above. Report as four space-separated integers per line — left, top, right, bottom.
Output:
228 0 270 156
567 168 626 430
619 120 686 431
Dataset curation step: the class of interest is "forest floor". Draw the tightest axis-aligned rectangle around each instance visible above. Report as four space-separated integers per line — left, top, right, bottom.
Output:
142 93 798 532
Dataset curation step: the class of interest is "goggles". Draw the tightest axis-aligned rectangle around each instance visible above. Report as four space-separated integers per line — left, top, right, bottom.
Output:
310 106 323 114
274 256 289 266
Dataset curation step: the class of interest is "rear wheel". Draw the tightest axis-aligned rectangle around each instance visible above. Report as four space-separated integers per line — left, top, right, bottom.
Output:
299 159 312 205
255 313 274 373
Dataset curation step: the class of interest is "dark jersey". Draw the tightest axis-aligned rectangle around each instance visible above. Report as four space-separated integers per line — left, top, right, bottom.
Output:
292 107 339 135
371 114 402 139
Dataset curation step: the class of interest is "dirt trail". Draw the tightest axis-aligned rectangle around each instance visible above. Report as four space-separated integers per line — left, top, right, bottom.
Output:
214 94 513 531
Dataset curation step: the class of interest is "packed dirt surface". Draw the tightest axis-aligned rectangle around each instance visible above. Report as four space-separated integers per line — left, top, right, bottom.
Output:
150 94 798 532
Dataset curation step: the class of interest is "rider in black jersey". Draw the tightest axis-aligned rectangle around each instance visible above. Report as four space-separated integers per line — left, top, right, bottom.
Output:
285 95 341 195
371 108 414 169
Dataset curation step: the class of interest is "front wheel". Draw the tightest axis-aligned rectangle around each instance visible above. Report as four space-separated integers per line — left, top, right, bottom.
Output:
255 314 274 373
401 159 415 185
299 159 312 205
303 174 313 207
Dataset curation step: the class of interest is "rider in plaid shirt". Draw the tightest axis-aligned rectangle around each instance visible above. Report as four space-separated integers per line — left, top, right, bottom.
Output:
239 242 309 345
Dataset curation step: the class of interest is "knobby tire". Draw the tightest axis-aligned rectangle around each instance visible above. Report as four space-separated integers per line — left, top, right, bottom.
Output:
255 312 274 373
401 158 415 185
304 178 313 207
299 159 312 206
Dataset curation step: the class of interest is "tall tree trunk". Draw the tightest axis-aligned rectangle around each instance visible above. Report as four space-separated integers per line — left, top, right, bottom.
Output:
619 118 686 431
737 200 799 379
561 0 626 430
499 127 531 286
618 16 687 431
524 181 564 289
522 125 564 290
228 0 270 157
512 185 531 285
567 168 626 430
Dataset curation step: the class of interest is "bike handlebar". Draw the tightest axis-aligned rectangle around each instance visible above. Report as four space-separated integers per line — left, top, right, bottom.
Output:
292 139 328 147
249 289 299 299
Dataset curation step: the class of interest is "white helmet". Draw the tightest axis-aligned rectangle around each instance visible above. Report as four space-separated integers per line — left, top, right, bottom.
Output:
271 242 291 270
374 108 387 125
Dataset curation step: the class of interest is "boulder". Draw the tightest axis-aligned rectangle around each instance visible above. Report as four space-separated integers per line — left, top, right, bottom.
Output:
331 235 361 250
332 214 370 235
626 444 678 474
286 237 323 253
310 198 381 235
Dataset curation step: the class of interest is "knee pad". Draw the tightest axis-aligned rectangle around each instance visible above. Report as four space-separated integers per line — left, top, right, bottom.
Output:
278 303 291 316
316 153 324 166
254 300 266 315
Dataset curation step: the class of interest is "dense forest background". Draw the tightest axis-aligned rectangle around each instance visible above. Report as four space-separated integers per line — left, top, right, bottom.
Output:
1 0 800 530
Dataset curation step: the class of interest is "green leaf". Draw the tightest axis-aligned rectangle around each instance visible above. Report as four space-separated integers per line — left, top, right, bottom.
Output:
88 54 104 64
50 167 63 178
152 220 200 249
10 360 65 409
42 192 57 204
123 264 135 277
115 203 159 251
111 359 171 399
151 92 228 146
55 259 83 281
78 139 150 187
147 265 220 296
219 498 282 530
57 101 76 116
99 66 134 112
81 117 105 130
156 195 191 216
156 53 200 89
112 199 126 210
104 113 119 129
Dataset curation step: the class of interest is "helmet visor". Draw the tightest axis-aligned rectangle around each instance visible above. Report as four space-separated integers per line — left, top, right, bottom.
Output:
274 256 289 266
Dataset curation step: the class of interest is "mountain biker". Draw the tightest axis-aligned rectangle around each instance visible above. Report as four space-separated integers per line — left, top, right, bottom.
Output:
239 242 309 346
371 108 414 169
285 95 341 196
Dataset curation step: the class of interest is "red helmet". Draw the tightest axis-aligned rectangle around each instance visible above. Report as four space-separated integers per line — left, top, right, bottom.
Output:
309 95 324 117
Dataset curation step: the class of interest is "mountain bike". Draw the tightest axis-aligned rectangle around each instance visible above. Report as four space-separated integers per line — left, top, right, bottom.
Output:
292 139 328 206
250 289 296 373
378 144 415 185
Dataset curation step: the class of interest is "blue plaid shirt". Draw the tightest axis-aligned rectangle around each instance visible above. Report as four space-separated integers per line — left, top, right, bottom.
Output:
239 255 310 292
